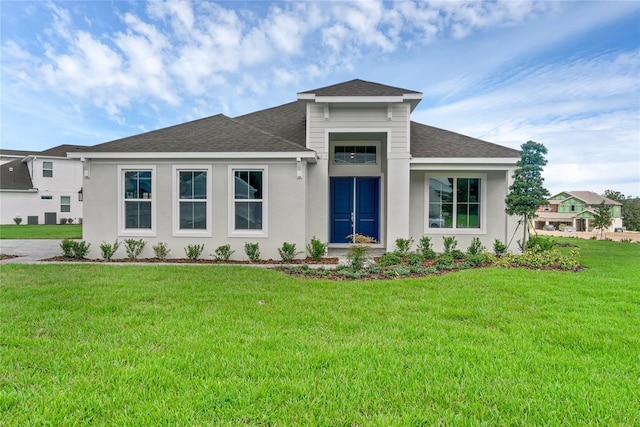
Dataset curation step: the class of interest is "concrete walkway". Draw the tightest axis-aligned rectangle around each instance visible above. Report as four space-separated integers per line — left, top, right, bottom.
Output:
0 239 63 264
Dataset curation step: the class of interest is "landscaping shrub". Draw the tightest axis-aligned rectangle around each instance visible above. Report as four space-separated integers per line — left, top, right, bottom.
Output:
436 253 455 270
153 242 169 260
493 239 507 257
466 237 485 256
213 244 234 261
60 239 90 259
378 252 403 267
99 240 120 260
527 235 556 252
417 236 436 259
244 242 260 262
443 236 458 253
394 237 413 256
60 218 68 225
347 245 369 271
405 252 425 267
73 241 90 259
306 236 327 261
278 242 301 262
60 239 75 258
124 239 146 260
13 216 22 225
185 244 205 260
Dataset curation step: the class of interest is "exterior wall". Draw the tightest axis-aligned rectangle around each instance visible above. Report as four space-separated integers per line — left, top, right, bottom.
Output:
306 103 410 154
304 101 412 248
83 159 306 260
0 157 83 224
409 169 519 253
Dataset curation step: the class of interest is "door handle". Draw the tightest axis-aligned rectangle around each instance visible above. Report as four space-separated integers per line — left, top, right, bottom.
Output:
351 211 355 224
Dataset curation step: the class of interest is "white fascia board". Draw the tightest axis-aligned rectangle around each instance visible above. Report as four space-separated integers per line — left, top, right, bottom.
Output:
314 96 404 103
410 157 518 171
0 188 38 193
68 151 318 163
297 93 315 100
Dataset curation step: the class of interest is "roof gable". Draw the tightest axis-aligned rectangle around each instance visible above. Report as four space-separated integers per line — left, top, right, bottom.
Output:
298 79 421 97
0 159 33 190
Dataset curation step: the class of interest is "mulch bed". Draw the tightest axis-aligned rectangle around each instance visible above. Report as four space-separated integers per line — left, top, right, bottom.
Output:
0 254 20 261
41 256 340 265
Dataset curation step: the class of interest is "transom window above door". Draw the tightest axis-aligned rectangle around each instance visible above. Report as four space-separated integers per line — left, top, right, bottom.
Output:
333 145 377 164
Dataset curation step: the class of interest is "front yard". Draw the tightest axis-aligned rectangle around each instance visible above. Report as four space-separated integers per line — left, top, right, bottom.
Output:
0 238 638 425
0 224 82 239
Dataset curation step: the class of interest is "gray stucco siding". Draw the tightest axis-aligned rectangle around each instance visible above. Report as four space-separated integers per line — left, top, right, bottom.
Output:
82 159 307 261
408 169 519 253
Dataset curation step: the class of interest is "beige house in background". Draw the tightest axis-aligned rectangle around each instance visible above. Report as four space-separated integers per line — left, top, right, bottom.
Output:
71 80 522 260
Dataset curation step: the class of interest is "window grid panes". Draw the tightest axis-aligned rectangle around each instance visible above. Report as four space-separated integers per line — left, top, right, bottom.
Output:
60 196 71 213
124 170 152 229
234 170 263 230
334 146 377 164
43 161 53 178
428 177 481 229
179 171 207 230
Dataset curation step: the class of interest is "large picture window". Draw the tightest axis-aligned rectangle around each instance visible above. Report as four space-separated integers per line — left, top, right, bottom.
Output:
427 175 483 230
179 171 207 229
124 170 152 229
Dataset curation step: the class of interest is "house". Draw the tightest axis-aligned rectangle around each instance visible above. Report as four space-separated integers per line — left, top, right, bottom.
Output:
71 79 522 259
535 191 623 231
0 145 85 225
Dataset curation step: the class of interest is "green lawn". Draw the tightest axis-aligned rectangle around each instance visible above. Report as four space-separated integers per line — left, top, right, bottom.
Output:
0 224 82 239
1 238 638 425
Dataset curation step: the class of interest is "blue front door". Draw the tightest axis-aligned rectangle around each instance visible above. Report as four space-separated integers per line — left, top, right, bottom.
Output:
330 177 380 243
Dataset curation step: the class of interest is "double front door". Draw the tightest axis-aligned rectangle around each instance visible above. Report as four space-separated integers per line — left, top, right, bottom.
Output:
330 177 380 243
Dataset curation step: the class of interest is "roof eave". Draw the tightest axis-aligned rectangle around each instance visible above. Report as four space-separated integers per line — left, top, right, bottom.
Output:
69 151 318 163
410 157 519 171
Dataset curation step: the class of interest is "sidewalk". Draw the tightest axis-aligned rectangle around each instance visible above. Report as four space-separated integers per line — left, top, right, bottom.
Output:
0 239 63 264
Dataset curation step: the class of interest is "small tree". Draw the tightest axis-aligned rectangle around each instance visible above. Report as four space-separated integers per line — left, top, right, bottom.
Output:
592 201 613 239
505 140 550 253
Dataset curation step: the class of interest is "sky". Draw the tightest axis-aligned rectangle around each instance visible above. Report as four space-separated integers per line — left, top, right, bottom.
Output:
1 0 639 197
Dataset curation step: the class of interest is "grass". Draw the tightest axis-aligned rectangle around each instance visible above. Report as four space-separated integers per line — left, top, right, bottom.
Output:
1 238 638 425
0 224 82 239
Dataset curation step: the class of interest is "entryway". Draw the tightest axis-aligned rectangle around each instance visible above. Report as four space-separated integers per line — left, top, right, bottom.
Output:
329 177 380 243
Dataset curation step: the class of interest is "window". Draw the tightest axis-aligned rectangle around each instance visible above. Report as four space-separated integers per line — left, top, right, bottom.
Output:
229 166 268 236
173 166 212 235
43 161 53 178
426 175 484 231
60 196 71 213
119 168 155 234
334 145 377 164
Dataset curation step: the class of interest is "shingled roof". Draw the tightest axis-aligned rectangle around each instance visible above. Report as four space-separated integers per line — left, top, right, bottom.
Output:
83 114 313 153
0 159 33 190
410 122 520 158
299 79 422 97
38 144 86 157
78 80 518 159
563 191 622 206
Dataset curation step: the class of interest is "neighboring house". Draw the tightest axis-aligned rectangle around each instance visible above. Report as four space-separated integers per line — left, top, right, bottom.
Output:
71 79 521 259
535 191 623 231
0 145 85 225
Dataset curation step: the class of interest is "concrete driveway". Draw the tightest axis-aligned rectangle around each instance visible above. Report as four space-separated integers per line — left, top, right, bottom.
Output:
0 239 63 264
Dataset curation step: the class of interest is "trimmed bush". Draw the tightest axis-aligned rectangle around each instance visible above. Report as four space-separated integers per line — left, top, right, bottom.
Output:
124 239 146 260
153 242 169 260
100 240 120 260
185 244 205 260
213 244 234 261
244 242 260 262
306 236 327 261
278 242 301 262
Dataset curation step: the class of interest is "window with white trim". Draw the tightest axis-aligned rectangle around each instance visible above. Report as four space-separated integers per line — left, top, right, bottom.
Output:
229 166 268 236
43 161 53 178
123 170 153 230
426 175 484 230
173 166 212 236
60 196 71 213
